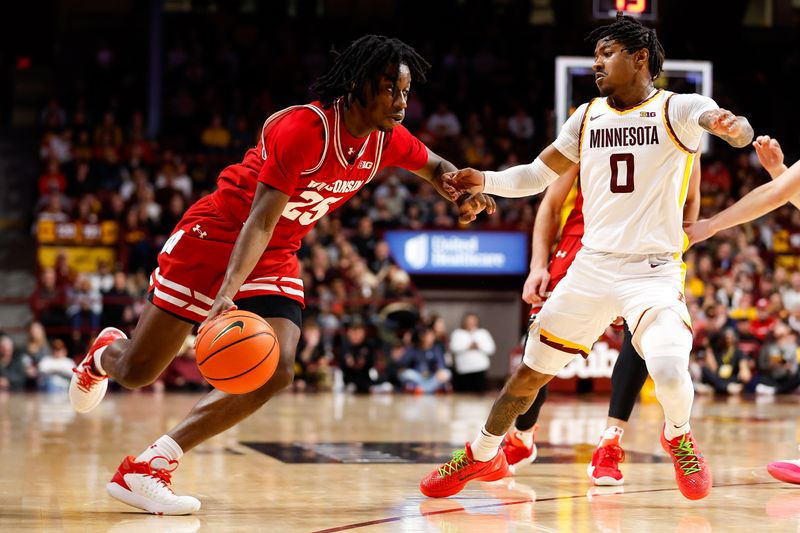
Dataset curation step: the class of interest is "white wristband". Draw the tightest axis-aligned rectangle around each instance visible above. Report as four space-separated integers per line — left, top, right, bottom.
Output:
483 157 561 198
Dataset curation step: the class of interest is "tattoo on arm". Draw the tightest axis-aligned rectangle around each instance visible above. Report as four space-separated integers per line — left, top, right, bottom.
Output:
484 391 537 436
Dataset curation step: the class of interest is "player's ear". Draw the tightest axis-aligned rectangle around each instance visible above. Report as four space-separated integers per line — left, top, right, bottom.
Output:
634 48 649 70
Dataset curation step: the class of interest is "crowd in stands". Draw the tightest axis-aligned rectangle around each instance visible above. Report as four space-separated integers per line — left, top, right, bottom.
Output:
7 16 800 397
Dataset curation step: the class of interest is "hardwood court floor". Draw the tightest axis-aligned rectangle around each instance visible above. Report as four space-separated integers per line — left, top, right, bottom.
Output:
2 390 800 532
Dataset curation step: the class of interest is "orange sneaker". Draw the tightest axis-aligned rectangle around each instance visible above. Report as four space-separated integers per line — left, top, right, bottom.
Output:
69 327 126 413
501 425 538 475
419 443 508 498
107 455 201 515
660 427 712 500
587 426 625 486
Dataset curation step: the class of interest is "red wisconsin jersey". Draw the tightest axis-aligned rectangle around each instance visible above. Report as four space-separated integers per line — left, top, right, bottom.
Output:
561 184 585 238
176 98 428 306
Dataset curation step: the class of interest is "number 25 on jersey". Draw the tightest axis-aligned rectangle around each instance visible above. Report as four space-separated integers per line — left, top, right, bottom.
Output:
282 190 342 225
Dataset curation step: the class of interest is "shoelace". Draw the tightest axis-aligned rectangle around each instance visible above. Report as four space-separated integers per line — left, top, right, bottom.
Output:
597 445 625 468
146 457 178 493
438 449 474 477
669 435 702 475
72 365 104 392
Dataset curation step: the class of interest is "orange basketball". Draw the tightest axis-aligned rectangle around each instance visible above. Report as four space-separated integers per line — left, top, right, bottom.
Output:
194 311 280 394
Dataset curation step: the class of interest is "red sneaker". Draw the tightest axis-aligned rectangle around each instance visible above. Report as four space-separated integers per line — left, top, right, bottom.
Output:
69 327 126 413
587 427 625 486
501 425 538 475
660 427 712 500
767 457 800 485
107 455 201 515
419 443 509 498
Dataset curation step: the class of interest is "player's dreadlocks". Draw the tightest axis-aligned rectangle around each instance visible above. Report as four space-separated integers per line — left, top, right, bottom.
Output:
586 12 665 80
310 35 431 108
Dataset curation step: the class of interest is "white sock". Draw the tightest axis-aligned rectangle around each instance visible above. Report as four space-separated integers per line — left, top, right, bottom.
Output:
471 427 503 461
513 428 534 447
93 346 108 376
664 421 691 441
136 435 184 468
599 425 624 446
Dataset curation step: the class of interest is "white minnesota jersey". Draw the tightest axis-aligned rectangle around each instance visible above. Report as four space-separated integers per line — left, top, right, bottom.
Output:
553 89 717 254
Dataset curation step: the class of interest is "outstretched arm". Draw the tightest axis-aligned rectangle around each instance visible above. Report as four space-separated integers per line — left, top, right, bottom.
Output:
439 144 577 199
698 108 754 148
685 159 800 245
414 147 496 223
753 135 798 208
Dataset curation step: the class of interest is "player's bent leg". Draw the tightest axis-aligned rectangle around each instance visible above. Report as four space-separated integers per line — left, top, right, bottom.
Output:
419 363 556 498
503 385 547 475
106 316 300 514
70 302 194 413
640 309 711 500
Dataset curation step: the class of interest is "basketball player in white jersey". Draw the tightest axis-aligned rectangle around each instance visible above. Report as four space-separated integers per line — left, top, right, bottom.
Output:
419 13 754 501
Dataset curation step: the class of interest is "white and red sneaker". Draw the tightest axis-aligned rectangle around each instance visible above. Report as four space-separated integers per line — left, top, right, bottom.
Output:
106 455 201 515
69 327 126 413
587 426 625 486
501 425 538 475
767 457 800 485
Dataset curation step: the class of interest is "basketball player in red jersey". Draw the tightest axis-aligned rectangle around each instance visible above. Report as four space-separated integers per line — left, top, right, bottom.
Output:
502 157 700 484
68 35 493 515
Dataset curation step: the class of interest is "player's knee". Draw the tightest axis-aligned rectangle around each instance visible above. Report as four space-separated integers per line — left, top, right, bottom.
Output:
639 309 691 359
647 357 688 392
270 362 295 391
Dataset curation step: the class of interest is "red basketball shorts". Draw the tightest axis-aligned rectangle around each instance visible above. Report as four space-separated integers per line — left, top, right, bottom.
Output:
149 196 304 324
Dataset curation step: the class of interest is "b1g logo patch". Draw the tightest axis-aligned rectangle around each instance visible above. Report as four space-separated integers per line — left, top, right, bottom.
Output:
640 111 656 118
357 161 374 170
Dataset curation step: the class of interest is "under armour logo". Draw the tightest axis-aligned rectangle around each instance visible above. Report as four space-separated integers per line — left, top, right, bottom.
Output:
347 147 355 156
192 224 207 239
555 250 567 258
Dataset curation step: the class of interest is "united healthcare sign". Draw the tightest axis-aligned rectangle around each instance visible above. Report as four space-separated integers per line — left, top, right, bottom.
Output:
384 231 528 275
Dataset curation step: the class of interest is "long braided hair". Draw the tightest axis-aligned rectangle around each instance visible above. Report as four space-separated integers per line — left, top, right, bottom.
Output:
310 35 431 108
586 13 665 80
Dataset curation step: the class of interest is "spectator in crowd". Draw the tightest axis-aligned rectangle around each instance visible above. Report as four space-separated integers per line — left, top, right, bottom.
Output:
66 274 103 333
200 113 231 153
698 328 751 395
337 317 385 393
756 321 800 394
0 334 36 391
102 271 132 327
397 326 451 394
37 338 75 392
30 268 68 331
294 318 333 391
426 102 461 139
449 312 496 392
507 105 535 141
25 321 52 363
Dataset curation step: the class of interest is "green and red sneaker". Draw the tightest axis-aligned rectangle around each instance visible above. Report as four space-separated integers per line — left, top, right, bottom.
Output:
660 426 712 500
419 443 509 498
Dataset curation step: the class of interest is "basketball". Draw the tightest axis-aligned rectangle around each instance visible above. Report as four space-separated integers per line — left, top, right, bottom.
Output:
194 311 280 394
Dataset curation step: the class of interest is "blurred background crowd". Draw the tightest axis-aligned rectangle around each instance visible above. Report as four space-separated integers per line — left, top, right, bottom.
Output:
3 0 800 399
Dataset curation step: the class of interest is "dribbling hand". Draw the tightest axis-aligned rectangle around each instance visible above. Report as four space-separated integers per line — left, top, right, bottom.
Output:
441 168 486 200
199 295 237 334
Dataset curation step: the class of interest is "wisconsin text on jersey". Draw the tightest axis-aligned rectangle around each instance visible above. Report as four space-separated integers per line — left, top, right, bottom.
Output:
589 126 659 149
306 179 365 193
